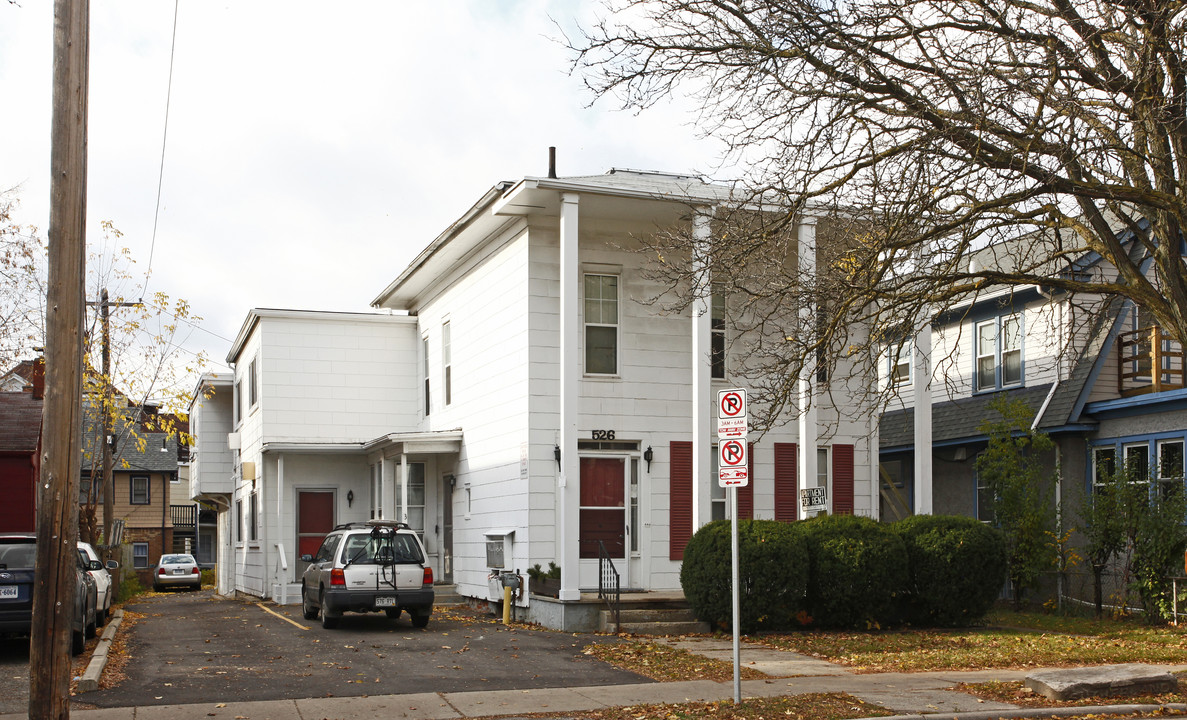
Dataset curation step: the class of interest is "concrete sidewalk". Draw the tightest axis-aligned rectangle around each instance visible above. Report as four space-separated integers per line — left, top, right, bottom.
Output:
8 629 1185 719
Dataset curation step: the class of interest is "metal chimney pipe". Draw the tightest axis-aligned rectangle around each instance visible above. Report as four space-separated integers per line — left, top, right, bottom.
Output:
548 147 557 179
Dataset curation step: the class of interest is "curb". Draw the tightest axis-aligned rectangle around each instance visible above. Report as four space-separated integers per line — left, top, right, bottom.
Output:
77 609 123 693
855 702 1187 720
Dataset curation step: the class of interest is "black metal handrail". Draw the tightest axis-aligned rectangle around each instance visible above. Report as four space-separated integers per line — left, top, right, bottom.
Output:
597 540 621 632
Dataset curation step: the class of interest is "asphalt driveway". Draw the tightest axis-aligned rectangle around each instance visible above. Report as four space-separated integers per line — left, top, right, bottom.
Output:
72 589 648 708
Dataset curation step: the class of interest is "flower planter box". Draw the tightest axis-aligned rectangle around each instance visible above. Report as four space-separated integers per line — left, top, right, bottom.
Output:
531 576 562 598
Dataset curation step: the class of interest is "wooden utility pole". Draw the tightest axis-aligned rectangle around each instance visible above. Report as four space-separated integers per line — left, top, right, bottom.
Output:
31 2 89 719
86 288 141 576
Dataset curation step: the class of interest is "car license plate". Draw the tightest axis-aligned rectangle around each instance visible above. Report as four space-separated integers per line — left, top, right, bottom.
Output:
173 569 187 575
0 586 16 599
375 596 397 607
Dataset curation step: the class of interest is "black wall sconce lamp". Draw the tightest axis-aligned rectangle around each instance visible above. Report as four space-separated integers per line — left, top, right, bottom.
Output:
554 443 562 470
346 490 354 507
643 445 654 472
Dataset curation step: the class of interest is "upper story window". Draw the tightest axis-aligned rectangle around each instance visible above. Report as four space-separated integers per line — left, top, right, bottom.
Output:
131 475 150 505
888 341 911 387
233 379 242 426
248 358 259 409
422 335 431 416
584 274 619 375
442 321 452 406
975 313 1022 392
711 288 726 379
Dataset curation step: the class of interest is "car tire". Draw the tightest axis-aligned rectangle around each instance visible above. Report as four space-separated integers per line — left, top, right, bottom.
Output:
410 609 431 628
85 610 97 639
319 589 339 629
153 584 162 593
71 626 85 656
96 606 107 628
384 608 401 619
301 584 318 621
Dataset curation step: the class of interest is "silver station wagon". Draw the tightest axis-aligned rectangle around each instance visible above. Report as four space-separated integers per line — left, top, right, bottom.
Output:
299 520 434 629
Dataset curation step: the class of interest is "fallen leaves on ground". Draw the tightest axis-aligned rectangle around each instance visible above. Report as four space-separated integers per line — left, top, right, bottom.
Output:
466 692 891 720
582 640 767 683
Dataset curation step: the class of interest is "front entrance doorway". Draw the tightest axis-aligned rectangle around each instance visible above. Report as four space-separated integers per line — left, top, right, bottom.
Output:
578 457 628 589
296 491 334 577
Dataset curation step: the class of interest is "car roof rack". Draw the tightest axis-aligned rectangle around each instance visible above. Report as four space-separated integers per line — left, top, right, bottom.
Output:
331 520 412 531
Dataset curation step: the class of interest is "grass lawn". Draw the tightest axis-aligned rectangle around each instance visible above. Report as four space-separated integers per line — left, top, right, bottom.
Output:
751 609 1187 673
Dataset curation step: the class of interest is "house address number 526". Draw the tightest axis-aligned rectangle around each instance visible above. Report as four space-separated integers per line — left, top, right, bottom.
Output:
591 430 616 440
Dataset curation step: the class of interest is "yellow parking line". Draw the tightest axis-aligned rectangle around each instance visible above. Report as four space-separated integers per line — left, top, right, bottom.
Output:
256 602 309 630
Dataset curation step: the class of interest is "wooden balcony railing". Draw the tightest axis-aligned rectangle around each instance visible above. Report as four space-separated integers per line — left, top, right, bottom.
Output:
170 504 197 531
1118 326 1186 396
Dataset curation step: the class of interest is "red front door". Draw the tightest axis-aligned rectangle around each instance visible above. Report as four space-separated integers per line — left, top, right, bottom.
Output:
297 491 335 561
579 458 625 559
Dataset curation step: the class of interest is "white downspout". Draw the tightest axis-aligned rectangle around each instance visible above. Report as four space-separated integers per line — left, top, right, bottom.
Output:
691 210 713 531
797 217 818 519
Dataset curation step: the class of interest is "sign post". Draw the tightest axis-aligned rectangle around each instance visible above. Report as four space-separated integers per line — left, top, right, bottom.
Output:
716 389 748 705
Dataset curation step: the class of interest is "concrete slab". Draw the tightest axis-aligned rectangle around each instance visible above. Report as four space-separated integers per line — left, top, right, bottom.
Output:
442 686 605 717
296 693 459 720
1026 663 1179 701
850 687 1018 714
56 708 134 720
570 680 728 707
131 699 302 720
656 638 851 677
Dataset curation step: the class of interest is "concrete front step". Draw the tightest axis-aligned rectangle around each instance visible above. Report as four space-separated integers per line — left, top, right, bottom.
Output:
433 583 465 606
599 607 710 635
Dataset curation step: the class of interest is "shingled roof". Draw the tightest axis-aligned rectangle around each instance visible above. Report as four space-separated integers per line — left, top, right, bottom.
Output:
0 392 42 454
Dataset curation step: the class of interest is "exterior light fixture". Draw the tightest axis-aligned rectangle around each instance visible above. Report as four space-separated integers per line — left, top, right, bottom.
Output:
553 444 561 470
643 446 654 471
346 490 354 507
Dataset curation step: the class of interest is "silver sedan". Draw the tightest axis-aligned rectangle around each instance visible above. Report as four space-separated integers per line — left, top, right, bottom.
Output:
152 553 201 592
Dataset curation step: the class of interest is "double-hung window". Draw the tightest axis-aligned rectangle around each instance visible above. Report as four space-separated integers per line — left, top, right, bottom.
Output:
442 321 452 406
1158 440 1184 497
584 274 619 375
131 475 150 505
422 335 431 416
133 543 148 569
888 341 911 387
711 288 726 379
248 358 259 409
975 313 1023 391
1092 446 1117 490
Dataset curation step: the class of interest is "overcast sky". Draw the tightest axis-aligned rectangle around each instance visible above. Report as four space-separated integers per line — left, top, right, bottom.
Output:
0 1 724 378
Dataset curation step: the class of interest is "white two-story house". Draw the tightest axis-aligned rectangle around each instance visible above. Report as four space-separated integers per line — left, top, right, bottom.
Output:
189 166 883 629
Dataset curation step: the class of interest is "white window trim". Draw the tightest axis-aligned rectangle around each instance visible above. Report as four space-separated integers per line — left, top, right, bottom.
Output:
974 312 1024 392
422 334 431 417
583 273 620 376
442 320 452 407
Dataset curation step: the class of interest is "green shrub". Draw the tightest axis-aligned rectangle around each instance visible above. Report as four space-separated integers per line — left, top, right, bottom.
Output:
894 514 1007 626
117 571 146 602
680 519 808 632
800 514 908 628
200 568 216 588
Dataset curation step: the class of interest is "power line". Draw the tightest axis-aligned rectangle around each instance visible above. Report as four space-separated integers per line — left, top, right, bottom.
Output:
144 0 179 292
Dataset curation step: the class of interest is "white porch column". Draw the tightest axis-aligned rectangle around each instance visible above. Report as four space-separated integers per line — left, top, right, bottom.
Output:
558 192 581 601
797 217 819 520
913 321 934 515
691 210 713 530
399 454 411 525
382 458 397 521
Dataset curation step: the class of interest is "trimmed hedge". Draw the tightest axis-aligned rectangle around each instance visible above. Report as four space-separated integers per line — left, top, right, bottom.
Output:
680 519 808 632
894 514 1008 626
799 514 908 628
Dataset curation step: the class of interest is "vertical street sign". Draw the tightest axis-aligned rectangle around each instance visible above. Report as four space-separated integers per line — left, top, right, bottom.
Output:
715 389 748 704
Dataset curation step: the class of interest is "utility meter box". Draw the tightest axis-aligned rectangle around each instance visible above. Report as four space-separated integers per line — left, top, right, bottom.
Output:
484 529 515 569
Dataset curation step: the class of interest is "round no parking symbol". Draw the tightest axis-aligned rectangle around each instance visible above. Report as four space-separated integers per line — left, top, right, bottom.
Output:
720 439 746 467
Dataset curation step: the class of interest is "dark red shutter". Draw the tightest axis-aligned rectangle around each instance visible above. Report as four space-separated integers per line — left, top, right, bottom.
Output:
670 441 693 561
833 443 855 515
774 442 798 522
736 442 754 520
